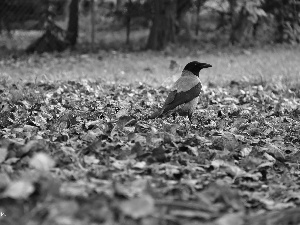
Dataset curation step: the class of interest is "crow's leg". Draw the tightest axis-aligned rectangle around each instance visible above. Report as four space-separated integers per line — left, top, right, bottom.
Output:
188 111 193 124
172 112 177 121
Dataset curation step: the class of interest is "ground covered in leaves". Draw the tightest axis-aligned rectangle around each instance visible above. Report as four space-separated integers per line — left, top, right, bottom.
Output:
1 78 300 225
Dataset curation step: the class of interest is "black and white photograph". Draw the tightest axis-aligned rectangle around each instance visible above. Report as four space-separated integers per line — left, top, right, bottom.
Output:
0 0 300 224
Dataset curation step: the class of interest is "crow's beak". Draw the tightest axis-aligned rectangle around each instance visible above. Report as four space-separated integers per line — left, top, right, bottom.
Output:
200 63 212 69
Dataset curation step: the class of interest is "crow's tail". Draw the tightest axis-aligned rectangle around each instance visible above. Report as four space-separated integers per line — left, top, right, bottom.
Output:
148 108 164 119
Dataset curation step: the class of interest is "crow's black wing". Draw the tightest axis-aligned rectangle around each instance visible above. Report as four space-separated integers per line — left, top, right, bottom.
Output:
164 90 177 105
162 82 202 114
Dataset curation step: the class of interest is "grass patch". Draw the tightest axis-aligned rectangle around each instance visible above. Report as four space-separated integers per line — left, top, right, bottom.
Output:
0 45 299 89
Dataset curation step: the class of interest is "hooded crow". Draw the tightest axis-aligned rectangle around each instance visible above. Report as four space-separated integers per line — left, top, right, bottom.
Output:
150 61 212 122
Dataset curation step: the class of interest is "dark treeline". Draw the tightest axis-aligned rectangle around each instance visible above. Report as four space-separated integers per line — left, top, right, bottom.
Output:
0 0 299 53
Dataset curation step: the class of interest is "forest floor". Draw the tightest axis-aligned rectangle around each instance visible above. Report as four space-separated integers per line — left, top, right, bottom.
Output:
0 46 300 225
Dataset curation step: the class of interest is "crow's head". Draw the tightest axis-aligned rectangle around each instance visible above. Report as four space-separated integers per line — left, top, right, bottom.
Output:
183 61 212 76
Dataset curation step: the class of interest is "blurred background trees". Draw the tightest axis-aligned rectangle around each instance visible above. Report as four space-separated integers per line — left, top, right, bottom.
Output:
0 0 299 53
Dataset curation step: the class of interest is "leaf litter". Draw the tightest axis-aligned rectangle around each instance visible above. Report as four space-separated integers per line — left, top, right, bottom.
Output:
0 79 300 224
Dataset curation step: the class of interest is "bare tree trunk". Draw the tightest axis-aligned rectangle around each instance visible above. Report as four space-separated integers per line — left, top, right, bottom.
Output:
125 0 132 45
276 0 285 42
126 16 131 45
229 1 256 45
195 0 205 36
175 0 192 40
116 0 122 11
66 0 79 46
229 0 250 44
195 0 201 36
90 0 95 51
147 0 177 50
26 0 68 53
